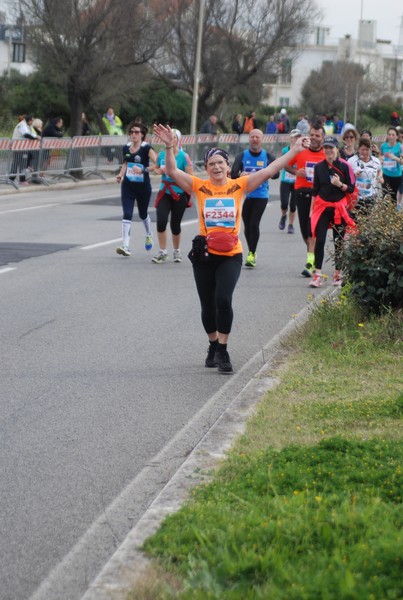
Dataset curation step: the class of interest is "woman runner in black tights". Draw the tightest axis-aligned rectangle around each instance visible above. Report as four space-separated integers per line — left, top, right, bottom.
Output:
154 123 310 373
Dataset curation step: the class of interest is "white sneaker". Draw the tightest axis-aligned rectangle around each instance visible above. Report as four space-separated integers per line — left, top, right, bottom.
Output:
152 250 168 264
116 246 131 257
173 249 182 263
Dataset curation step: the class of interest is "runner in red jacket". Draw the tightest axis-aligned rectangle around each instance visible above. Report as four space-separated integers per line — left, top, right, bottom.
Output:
286 123 326 277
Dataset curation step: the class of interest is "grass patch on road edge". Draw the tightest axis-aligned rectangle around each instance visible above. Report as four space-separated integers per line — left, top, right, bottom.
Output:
130 291 403 600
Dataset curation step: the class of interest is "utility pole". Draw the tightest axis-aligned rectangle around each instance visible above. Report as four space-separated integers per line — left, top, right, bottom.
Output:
354 83 359 125
7 24 12 77
190 0 204 136
343 84 348 125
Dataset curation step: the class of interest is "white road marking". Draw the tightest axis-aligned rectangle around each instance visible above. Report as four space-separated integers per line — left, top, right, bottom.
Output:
80 219 199 251
0 203 58 215
0 267 16 274
80 239 121 250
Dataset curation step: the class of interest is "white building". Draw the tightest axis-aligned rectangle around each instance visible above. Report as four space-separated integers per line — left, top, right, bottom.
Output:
264 18 403 109
0 7 35 76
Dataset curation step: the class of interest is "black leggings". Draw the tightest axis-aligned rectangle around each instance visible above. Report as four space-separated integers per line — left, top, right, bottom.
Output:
242 196 268 253
192 253 242 334
156 192 188 234
296 189 313 241
121 179 152 221
382 175 401 202
280 181 296 212
9 151 30 182
313 208 346 270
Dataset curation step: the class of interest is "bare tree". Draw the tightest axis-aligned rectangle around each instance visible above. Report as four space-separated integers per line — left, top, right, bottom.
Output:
152 0 321 120
300 61 376 120
19 0 168 134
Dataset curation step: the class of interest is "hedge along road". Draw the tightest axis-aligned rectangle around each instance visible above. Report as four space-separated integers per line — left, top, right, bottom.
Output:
0 178 325 600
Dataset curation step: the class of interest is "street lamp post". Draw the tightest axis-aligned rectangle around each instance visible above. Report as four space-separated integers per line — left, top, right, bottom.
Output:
190 0 204 135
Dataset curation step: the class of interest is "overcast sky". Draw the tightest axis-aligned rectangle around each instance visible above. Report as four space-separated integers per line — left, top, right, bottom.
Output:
0 0 402 45
317 0 403 44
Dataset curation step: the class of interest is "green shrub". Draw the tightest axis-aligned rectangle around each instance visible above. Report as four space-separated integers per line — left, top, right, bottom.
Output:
341 198 403 313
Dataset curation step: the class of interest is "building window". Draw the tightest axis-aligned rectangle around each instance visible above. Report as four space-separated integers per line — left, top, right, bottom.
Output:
279 59 292 85
315 27 327 46
13 42 25 63
279 97 290 107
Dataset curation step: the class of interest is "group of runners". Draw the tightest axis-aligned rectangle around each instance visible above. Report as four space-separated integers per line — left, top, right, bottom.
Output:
114 119 402 373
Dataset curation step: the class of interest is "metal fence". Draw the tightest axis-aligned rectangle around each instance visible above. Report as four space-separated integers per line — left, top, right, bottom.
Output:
0 133 388 188
0 135 128 188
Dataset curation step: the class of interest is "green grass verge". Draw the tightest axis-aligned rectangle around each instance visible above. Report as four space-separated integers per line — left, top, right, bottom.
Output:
130 292 403 600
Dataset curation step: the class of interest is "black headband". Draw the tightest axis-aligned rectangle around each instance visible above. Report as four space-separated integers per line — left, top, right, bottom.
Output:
204 147 229 165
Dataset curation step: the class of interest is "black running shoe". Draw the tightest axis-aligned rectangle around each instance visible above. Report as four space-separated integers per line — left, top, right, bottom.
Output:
205 344 218 367
301 262 313 277
215 349 233 374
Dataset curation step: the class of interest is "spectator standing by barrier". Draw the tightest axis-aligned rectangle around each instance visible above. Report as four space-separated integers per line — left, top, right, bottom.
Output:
333 114 344 134
9 115 40 185
381 127 402 202
153 123 310 373
115 121 157 257
277 108 291 134
285 123 326 277
32 118 43 136
31 118 43 178
80 113 91 163
81 113 91 136
199 115 218 134
41 117 63 172
309 136 355 288
230 128 278 268
278 129 301 233
242 111 258 134
231 114 243 135
265 115 277 134
152 129 193 264
102 107 123 163
296 114 310 135
42 117 64 138
102 107 123 135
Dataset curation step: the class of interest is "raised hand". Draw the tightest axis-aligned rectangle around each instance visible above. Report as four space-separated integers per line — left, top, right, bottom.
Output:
153 124 175 146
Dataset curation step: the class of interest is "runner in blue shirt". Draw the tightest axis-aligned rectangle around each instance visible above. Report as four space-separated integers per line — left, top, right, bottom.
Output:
230 129 278 267
380 127 402 202
152 129 193 263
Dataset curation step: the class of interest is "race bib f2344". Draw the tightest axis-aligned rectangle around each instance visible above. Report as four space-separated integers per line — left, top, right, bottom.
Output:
204 198 236 228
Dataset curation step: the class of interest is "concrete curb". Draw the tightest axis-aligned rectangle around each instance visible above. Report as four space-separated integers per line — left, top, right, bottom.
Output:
80 294 330 599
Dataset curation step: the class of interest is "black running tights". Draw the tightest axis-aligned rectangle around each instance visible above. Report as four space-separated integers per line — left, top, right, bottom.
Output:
242 196 268 253
313 208 346 270
192 253 242 334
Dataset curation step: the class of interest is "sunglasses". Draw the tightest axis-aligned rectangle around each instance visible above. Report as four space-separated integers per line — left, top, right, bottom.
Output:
130 129 141 134
344 135 355 139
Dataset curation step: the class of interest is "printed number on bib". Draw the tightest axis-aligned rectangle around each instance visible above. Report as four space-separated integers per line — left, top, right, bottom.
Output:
305 161 316 183
126 162 145 182
204 198 236 228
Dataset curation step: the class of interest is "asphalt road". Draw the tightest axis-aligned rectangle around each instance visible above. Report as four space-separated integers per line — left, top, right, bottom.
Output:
0 179 329 599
